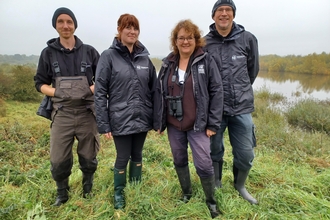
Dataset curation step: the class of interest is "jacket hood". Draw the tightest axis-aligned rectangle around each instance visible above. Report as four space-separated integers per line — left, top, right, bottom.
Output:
208 21 245 40
110 37 149 57
46 35 83 52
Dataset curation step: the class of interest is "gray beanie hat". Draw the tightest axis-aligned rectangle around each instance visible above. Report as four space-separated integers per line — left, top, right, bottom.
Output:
52 7 78 29
212 0 236 18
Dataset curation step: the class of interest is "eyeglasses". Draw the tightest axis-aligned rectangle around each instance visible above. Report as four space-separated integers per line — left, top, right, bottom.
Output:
216 7 233 13
177 37 195 43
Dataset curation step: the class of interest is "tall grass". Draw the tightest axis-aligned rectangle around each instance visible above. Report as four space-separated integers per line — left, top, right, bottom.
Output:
0 90 329 219
286 98 330 135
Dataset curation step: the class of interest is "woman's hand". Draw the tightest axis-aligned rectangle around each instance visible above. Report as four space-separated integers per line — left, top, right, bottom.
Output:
104 132 112 139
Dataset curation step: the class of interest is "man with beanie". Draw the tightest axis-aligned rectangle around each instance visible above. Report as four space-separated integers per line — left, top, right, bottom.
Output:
205 0 259 205
34 7 100 206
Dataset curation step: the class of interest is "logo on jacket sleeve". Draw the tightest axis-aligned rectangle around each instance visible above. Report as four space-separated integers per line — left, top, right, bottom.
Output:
198 65 205 74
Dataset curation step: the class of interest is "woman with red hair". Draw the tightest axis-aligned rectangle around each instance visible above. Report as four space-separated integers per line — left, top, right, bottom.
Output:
94 14 157 210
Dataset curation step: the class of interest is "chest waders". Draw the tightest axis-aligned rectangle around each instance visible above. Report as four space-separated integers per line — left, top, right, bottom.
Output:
50 46 99 206
51 46 93 108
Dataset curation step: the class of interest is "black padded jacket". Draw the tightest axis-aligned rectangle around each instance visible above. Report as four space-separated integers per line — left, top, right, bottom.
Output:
94 38 157 136
205 22 259 116
154 48 223 133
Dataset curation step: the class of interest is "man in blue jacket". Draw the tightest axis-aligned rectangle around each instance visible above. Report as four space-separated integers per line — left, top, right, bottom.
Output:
205 0 259 204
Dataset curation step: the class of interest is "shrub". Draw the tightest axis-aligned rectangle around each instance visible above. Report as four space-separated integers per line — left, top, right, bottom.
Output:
11 65 40 102
0 72 13 100
286 99 330 134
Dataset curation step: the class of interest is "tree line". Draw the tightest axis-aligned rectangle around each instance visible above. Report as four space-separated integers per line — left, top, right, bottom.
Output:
2 52 330 75
0 54 39 66
259 52 330 75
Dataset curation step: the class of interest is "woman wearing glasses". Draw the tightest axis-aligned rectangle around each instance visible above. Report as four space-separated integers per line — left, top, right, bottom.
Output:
154 19 223 219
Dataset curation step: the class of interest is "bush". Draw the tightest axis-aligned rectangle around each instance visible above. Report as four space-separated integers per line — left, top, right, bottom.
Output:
286 99 330 134
0 72 13 100
0 65 41 102
11 65 40 102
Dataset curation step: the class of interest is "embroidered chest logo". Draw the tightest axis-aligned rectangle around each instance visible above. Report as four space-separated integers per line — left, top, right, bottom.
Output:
198 65 205 74
136 65 149 70
231 55 245 61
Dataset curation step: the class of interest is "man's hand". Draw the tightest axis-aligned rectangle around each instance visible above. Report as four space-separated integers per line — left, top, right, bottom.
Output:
40 84 56 97
206 129 216 138
90 85 95 94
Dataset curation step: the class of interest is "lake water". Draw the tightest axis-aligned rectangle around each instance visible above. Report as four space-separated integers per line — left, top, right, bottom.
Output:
252 71 330 101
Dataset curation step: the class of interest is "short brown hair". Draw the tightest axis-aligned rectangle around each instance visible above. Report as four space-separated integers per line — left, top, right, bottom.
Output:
170 19 205 55
116 14 140 44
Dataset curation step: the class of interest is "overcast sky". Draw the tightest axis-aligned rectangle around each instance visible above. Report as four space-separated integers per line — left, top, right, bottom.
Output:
1 0 329 57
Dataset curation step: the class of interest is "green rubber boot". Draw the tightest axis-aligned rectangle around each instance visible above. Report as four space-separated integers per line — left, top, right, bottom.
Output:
129 161 142 183
114 168 126 209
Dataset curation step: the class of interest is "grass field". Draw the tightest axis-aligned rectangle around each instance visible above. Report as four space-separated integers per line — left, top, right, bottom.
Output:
0 89 329 219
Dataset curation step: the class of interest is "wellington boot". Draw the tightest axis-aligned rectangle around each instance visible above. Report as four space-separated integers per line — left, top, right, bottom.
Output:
212 159 223 188
200 175 221 219
129 161 142 183
82 173 94 198
53 178 69 206
175 165 192 203
114 168 126 210
233 166 258 205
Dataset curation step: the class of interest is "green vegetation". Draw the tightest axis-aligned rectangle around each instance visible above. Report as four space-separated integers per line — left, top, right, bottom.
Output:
0 64 42 103
286 98 330 135
0 54 329 219
260 52 330 75
1 88 329 219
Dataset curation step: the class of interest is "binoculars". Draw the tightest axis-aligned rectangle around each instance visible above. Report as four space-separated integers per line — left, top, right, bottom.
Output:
166 96 183 121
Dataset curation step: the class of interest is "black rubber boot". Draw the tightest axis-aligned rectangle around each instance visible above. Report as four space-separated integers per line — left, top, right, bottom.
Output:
114 168 126 210
175 165 192 203
82 173 94 198
200 176 221 219
129 161 142 183
212 158 223 188
53 178 69 206
233 165 258 205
